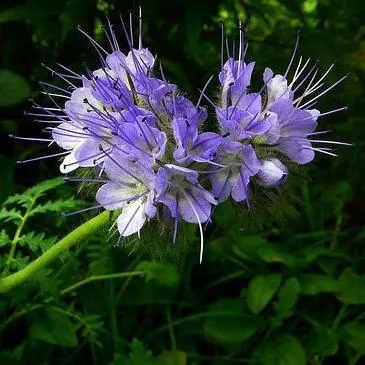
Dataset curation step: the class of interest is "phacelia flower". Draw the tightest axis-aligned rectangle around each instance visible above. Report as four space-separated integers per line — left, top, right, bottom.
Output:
15 13 349 262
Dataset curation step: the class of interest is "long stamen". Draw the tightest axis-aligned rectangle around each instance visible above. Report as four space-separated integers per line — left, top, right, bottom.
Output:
9 135 54 142
304 146 338 157
284 29 301 78
220 21 224 68
100 147 144 184
196 75 214 108
138 6 143 49
299 74 348 109
17 151 70 164
180 189 204 264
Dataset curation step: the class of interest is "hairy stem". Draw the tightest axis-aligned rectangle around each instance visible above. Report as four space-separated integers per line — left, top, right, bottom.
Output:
0 211 110 294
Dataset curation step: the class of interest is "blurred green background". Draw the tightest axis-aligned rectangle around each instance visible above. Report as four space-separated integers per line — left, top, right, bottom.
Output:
0 0 365 364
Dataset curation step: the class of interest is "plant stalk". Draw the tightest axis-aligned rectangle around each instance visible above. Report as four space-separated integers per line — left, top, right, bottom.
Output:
0 211 110 294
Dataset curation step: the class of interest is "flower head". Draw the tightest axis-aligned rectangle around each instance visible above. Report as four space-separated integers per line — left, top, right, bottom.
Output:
17 13 349 262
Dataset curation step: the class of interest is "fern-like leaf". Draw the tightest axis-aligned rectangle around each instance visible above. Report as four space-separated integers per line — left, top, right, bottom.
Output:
0 230 11 248
18 232 57 253
29 199 85 216
0 208 22 223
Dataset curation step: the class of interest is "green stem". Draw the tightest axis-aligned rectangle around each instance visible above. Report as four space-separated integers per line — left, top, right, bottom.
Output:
332 304 348 330
166 305 177 352
60 271 142 296
5 199 35 273
0 211 110 294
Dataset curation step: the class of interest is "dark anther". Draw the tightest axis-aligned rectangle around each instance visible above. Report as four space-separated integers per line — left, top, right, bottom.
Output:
98 144 104 151
83 98 88 103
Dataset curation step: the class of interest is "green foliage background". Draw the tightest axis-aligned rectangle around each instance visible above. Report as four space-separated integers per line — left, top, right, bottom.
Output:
0 0 365 364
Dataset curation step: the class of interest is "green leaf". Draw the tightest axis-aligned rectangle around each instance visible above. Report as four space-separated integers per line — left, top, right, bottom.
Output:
253 334 306 365
0 208 22 223
29 198 84 216
298 274 338 295
4 178 64 207
158 350 186 365
246 274 282 313
305 328 338 356
109 354 130 365
137 261 180 287
233 236 296 267
203 299 262 345
0 230 11 248
274 277 301 317
29 307 78 347
337 268 365 304
80 314 104 348
128 339 155 365
18 232 57 253
340 323 365 354
0 70 30 106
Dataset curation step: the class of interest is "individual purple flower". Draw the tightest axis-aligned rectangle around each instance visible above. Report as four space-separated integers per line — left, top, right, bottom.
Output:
258 158 288 187
106 47 155 83
268 99 320 164
90 68 133 110
96 151 156 236
216 93 270 141
219 58 255 108
156 164 216 223
155 164 217 262
263 68 293 109
118 109 167 162
172 116 221 165
210 138 261 203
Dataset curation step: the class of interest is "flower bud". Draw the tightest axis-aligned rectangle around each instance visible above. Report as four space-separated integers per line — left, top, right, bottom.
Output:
258 158 288 187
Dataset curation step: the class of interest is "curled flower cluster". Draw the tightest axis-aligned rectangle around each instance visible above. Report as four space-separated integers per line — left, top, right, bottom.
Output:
17 15 348 261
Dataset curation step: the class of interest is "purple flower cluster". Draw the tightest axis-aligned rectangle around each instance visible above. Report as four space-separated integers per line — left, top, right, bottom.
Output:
19 16 348 261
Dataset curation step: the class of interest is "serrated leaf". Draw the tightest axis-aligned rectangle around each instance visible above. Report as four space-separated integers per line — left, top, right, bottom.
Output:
274 277 300 317
137 261 180 287
253 334 306 365
0 230 11 248
129 339 155 365
80 314 104 347
0 208 22 223
340 322 365 354
29 198 84 216
298 274 338 295
18 232 57 253
246 274 282 313
29 307 77 347
3 178 64 207
10 255 30 270
337 268 365 304
22 177 64 198
203 299 262 345
0 69 30 106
